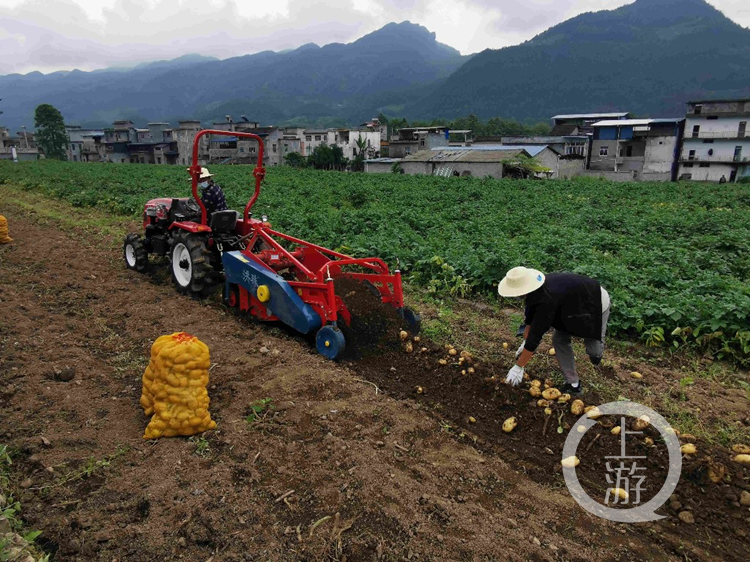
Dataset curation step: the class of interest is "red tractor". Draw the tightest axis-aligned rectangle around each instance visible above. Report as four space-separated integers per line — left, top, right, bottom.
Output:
123 130 419 359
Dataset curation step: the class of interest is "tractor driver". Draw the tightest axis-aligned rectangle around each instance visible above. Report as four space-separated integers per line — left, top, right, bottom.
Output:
196 167 228 216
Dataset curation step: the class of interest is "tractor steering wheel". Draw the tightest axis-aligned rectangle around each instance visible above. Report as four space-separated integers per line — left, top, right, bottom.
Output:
186 199 200 213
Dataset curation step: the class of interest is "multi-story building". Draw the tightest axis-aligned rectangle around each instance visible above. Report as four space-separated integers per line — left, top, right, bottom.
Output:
0 127 41 161
588 118 685 181
103 120 136 163
678 99 750 183
176 120 206 166
388 126 451 158
66 125 105 162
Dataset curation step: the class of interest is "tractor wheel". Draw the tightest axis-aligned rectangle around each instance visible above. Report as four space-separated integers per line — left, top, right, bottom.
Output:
123 234 149 272
316 325 346 360
402 306 422 334
170 230 216 298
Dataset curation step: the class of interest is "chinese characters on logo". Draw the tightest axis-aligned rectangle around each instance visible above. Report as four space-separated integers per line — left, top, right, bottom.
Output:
605 417 647 506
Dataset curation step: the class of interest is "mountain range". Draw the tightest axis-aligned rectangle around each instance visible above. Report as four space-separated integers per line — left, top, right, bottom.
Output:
0 0 749 131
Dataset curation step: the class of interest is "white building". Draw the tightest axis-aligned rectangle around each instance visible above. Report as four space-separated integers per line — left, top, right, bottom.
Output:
678 99 750 183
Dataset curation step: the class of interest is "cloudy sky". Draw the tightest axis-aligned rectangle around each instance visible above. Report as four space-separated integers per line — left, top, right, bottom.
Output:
0 0 748 75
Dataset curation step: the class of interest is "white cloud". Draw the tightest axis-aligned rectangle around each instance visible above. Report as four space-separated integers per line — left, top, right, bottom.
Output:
0 0 747 74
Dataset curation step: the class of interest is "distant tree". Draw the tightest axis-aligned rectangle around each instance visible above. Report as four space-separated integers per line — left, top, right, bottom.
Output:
284 151 307 168
391 162 404 174
350 135 369 172
34 103 68 160
308 144 348 171
502 154 551 179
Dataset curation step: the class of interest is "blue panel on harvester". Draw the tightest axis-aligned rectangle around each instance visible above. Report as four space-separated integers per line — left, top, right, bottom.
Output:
222 251 322 335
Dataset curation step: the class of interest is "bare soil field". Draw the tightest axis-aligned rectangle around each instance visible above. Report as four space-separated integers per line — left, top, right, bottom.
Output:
1 186 749 562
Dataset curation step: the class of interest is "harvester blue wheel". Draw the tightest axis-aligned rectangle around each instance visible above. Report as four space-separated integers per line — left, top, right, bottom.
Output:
403 307 422 334
316 325 346 360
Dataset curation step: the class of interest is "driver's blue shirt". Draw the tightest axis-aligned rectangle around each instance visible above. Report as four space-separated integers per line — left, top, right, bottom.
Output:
200 183 228 215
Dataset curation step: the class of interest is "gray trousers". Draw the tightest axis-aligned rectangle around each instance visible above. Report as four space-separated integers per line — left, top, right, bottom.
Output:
553 288 610 385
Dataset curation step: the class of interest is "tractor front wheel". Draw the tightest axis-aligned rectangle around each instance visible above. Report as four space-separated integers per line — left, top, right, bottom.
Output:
170 230 216 298
123 234 149 272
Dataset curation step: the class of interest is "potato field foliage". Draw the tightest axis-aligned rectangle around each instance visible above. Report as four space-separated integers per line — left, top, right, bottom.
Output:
2 160 749 362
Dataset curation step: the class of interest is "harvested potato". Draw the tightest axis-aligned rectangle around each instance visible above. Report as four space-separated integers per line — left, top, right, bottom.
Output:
400 330 409 341
630 371 643 379
611 426 621 436
732 444 750 455
530 380 542 388
558 393 571 404
537 399 550 408
529 386 542 398
460 350 472 359
469 416 477 424
585 407 603 420
680 444 697 455
732 454 750 466
632 415 651 431
502 342 509 350
576 424 586 434
542 388 562 400
570 400 585 416
421 347 428 353
405 342 414 353
448 348 458 356
502 417 517 433
543 379 554 389
461 370 467 376
681 434 697 442
544 407 553 416
549 348 556 356
644 437 654 447
444 344 453 350
438 359 448 366
610 488 629 501
665 427 680 436
413 336 421 343
467 367 475 375
561 456 580 468
416 386 424 394
459 357 466 365
707 460 725 483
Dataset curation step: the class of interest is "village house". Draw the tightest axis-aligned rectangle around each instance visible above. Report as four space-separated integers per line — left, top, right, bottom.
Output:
586 118 685 181
399 147 533 179
678 99 750 183
0 127 41 161
66 125 105 162
388 126 451 158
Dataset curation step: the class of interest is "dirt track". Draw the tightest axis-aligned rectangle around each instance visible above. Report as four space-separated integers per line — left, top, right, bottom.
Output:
1 193 748 561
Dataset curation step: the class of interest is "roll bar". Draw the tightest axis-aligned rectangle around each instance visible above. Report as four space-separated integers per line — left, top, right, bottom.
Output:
189 129 266 225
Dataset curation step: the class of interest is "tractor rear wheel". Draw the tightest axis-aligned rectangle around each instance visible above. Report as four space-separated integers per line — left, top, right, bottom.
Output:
123 234 149 272
170 230 216 298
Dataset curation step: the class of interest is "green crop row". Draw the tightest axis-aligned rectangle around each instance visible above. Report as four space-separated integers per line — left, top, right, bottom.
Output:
2 160 749 363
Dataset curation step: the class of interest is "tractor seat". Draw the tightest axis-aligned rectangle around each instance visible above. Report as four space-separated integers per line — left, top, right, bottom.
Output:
210 210 238 234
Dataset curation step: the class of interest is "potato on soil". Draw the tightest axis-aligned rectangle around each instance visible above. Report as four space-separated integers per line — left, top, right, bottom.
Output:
611 426 621 436
644 437 654 447
543 379 554 389
732 444 750 455
448 348 458 356
502 417 517 433
467 367 475 375
413 336 420 343
405 342 414 353
630 371 643 379
416 386 424 394
576 424 586 434
632 415 650 431
570 399 585 416
610 488 628 501
681 444 697 455
544 407 553 415
557 393 571 404
529 386 542 398
542 388 561 400
503 342 509 350
460 350 472 359
549 348 556 356
444 344 453 350
707 460 725 483
461 370 467 376
400 330 409 341
469 416 477 424
438 359 448 366
680 434 697 442
421 347 428 353
537 399 550 408
585 406 603 420
732 454 750 466
530 380 542 388
561 456 580 468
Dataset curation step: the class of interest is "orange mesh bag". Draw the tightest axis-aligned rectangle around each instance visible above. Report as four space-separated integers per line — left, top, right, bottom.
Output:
141 332 216 439
0 215 12 244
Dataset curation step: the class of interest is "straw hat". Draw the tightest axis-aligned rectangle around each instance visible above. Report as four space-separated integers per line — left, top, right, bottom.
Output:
187 167 214 180
498 267 545 297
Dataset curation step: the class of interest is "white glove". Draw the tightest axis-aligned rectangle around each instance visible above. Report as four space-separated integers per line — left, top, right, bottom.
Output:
516 341 526 359
505 365 524 386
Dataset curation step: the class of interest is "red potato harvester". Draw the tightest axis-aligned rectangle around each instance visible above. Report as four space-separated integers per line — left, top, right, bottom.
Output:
123 129 420 359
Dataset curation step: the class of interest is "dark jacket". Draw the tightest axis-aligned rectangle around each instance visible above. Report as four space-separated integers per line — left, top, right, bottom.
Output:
524 273 602 352
200 182 228 215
